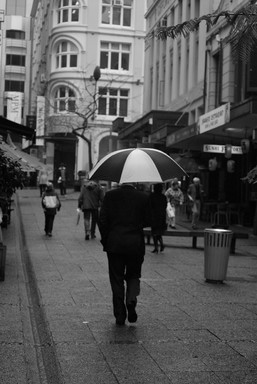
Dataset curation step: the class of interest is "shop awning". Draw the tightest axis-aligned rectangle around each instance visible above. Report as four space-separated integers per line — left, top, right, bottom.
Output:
0 116 34 140
0 141 48 172
166 98 257 150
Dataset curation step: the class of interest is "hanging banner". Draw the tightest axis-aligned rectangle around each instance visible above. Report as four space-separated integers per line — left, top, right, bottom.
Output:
198 103 230 134
6 92 23 124
36 96 45 146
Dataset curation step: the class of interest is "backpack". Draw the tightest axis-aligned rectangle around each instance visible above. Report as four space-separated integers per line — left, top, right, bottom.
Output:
43 195 58 209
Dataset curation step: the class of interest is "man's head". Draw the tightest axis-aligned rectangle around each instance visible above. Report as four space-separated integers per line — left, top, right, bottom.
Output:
193 177 200 185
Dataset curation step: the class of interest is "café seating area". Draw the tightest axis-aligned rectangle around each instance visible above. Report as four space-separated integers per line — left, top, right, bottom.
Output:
202 201 244 227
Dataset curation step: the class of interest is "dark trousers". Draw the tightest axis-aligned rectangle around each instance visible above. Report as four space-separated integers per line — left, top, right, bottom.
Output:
59 181 66 195
39 184 47 197
83 209 99 236
107 252 144 321
44 213 55 234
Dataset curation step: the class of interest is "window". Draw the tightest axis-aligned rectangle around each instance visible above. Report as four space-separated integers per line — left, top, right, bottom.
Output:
6 54 26 66
6 30 25 39
6 0 26 16
101 0 133 27
100 42 130 71
57 0 80 24
56 42 78 68
98 87 129 116
54 87 76 113
5 80 24 92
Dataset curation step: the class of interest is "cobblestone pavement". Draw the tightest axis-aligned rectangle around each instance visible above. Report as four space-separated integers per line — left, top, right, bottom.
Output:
1 188 257 384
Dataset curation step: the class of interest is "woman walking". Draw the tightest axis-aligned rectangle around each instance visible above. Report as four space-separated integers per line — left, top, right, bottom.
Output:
149 183 167 253
42 182 61 237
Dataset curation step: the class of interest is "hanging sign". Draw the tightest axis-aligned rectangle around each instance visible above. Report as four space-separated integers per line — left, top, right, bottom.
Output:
203 144 242 154
198 103 230 134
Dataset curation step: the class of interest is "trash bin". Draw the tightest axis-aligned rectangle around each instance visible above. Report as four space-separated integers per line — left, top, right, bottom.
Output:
204 228 233 283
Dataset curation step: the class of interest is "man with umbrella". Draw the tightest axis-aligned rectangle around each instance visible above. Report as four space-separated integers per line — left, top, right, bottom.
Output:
98 183 150 326
89 147 187 325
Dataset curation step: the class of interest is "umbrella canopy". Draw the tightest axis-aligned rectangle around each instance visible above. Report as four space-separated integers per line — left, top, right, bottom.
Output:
88 148 188 184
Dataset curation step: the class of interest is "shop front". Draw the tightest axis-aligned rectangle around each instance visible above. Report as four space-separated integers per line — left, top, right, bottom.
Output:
166 100 257 227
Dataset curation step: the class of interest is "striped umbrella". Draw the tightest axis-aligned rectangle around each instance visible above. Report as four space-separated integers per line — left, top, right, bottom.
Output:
88 148 188 184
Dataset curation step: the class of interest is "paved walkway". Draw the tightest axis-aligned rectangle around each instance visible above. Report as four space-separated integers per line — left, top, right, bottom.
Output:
1 188 257 384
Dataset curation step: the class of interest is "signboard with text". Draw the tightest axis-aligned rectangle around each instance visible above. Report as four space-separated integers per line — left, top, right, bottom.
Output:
199 103 230 134
203 144 242 155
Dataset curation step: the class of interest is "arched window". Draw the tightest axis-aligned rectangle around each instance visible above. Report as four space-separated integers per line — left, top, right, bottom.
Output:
57 0 80 24
54 86 76 113
56 41 78 68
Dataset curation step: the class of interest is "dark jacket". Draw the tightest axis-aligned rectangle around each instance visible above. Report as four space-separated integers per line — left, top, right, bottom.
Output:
42 189 61 215
149 191 167 234
99 185 150 255
78 180 104 210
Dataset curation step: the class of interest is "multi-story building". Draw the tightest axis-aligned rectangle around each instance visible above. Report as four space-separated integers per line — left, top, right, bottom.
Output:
119 0 257 226
30 0 146 186
0 0 34 142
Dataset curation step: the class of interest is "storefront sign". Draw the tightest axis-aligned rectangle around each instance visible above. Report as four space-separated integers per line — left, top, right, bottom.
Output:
203 144 242 154
199 103 230 134
166 124 198 146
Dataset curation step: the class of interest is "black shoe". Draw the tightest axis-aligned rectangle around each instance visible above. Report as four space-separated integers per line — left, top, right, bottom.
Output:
151 249 158 253
91 234 96 239
171 225 176 229
48 233 52 237
127 303 137 323
85 235 90 240
160 245 165 252
116 318 125 326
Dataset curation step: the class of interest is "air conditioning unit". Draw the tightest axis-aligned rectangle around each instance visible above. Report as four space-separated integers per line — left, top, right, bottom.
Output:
40 73 46 83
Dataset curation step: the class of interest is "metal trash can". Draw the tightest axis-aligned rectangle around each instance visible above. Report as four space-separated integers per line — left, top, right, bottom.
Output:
204 229 233 283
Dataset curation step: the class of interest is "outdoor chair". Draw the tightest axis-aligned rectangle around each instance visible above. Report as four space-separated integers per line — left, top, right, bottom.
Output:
212 202 229 228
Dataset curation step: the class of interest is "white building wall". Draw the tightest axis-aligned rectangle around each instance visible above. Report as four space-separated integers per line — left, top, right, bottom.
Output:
144 0 212 123
0 0 33 134
31 0 146 174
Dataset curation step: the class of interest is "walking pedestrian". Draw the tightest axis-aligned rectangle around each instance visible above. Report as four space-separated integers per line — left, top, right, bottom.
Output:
149 183 167 253
37 168 48 197
57 163 67 196
78 179 104 240
98 183 150 326
187 177 204 229
42 182 61 237
165 178 184 229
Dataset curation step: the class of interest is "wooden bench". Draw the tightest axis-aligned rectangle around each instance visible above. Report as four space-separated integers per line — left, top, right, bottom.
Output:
144 228 249 254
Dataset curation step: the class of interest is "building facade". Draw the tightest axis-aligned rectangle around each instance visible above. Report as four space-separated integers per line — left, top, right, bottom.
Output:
119 0 257 226
0 0 34 142
30 0 146 185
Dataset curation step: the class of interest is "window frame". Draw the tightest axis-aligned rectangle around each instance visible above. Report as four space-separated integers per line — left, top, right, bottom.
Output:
98 87 129 117
57 0 80 24
53 86 77 113
101 0 133 27
55 41 78 69
5 80 24 92
100 41 131 72
6 30 25 39
6 54 26 66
